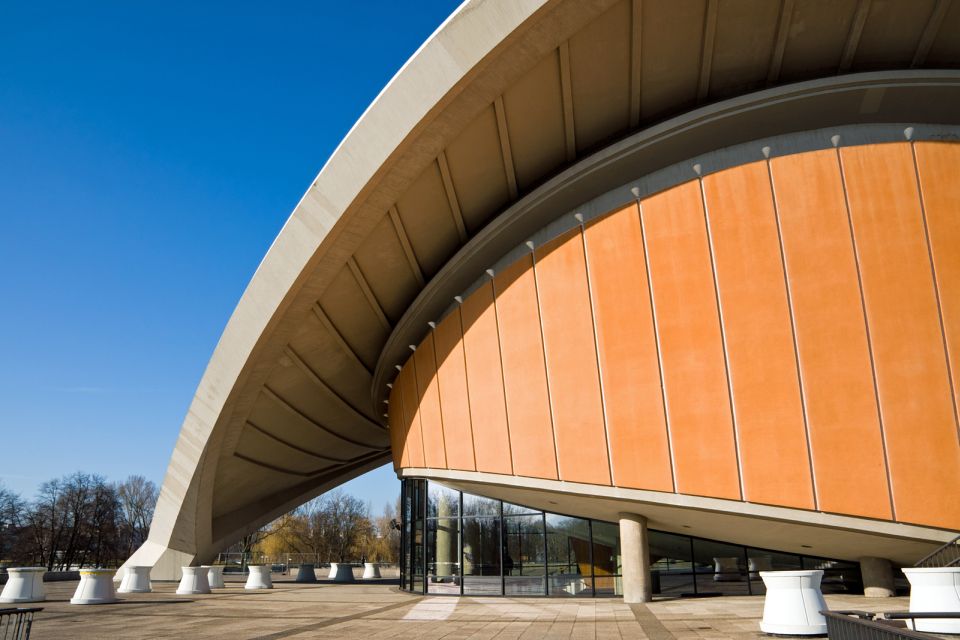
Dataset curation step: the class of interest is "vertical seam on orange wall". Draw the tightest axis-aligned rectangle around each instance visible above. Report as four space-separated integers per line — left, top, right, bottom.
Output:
456 306 480 471
490 276 517 476
428 332 449 469
835 146 898 520
909 141 960 447
698 176 745 501
529 248 563 481
766 157 820 511
638 200 678 493
579 223 616 486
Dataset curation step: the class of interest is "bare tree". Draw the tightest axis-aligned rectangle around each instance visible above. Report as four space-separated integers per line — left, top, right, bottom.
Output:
116 475 158 556
0 483 25 562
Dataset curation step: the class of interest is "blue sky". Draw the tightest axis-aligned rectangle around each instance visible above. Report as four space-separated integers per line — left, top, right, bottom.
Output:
0 1 460 515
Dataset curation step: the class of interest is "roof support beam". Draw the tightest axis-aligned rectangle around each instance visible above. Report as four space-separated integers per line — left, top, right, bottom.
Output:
284 345 387 431
311 303 373 377
233 452 322 477
261 385 380 450
388 206 425 287
246 420 350 463
494 96 519 200
697 0 719 102
629 0 643 128
559 41 576 162
767 0 795 85
437 152 468 242
839 0 872 72
347 256 391 331
912 0 950 68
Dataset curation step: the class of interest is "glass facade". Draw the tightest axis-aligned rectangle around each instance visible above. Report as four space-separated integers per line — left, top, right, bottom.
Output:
401 479 863 597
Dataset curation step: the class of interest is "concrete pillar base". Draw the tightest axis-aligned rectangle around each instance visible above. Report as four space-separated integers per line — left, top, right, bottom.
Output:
204 565 225 589
296 564 317 583
619 513 652 603
0 568 46 603
118 566 152 593
362 563 381 579
71 569 118 605
245 565 273 589
176 566 211 595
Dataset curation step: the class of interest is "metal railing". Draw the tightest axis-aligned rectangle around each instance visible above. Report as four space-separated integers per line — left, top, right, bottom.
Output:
0 608 42 640
914 534 960 568
823 610 960 640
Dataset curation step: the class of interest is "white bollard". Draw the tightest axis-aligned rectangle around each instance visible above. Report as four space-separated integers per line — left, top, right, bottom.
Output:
0 567 46 603
71 569 118 605
327 562 338 579
118 566 152 593
362 563 381 579
759 570 828 635
333 563 355 583
296 564 317 583
203 565 225 589
902 567 960 633
176 566 211 595
245 565 272 590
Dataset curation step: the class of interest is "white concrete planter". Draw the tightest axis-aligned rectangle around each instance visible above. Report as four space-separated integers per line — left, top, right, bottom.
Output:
759 570 828 635
71 569 118 605
296 564 317 583
0 567 46 603
245 565 272 590
176 566 211 595
204 565 225 589
902 567 960 633
362 563 381 579
328 563 338 579
118 566 152 593
333 564 355 583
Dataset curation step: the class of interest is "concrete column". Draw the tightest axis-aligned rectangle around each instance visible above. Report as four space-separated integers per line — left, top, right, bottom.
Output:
860 556 895 597
619 513 652 603
435 494 456 578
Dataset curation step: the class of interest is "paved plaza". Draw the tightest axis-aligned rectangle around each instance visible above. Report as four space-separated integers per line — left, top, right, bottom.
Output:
23 576 911 640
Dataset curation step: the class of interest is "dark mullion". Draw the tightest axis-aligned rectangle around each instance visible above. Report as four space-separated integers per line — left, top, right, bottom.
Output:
588 519 595 598
690 537 698 595
499 500 505 596
459 490 464 596
542 512 549 596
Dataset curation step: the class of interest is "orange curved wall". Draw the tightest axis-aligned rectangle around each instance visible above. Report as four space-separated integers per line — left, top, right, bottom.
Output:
388 141 960 531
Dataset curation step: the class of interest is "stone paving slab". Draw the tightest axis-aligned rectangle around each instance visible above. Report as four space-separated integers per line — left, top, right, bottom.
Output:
20 578 912 639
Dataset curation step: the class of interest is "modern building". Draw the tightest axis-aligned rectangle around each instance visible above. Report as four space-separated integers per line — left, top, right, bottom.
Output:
124 0 960 601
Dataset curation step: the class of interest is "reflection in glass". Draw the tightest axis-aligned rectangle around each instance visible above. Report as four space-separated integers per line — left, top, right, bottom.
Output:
546 514 592 596
428 483 460 519
463 492 500 516
591 521 621 596
463 517 501 595
504 515 545 595
693 538 749 596
427 518 461 594
649 530 694 596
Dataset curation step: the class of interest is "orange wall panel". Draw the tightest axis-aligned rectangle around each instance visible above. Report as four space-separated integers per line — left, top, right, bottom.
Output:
584 203 673 492
771 149 892 520
915 142 960 439
842 142 960 529
388 382 404 470
398 362 424 468
641 180 741 501
535 231 611 486
460 280 513 475
704 162 814 510
494 255 558 480
413 335 447 468
434 307 477 471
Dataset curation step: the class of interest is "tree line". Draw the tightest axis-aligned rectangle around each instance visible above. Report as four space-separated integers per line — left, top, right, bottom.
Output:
235 490 400 566
0 474 157 570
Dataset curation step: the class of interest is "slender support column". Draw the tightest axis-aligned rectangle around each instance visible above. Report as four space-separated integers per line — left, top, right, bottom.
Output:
859 556 895 597
619 513 652 603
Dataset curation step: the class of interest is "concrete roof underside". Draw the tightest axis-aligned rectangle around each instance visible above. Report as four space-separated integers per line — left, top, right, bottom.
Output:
134 0 960 572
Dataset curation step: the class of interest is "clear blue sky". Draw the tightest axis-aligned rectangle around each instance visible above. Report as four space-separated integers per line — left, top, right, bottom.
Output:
0 1 460 516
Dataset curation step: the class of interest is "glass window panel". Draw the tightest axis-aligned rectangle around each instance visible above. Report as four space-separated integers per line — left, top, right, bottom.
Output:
463 516 502 595
745 549 803 595
463 492 500 516
427 483 460 518
591 521 621 596
649 530 695 596
502 501 540 516
427 518 461 594
692 538 749 596
800 557 862 595
545 514 592 597
411 519 424 593
504 515 545 595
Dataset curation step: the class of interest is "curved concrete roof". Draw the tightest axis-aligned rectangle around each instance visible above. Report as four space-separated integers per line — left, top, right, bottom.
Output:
131 0 960 574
